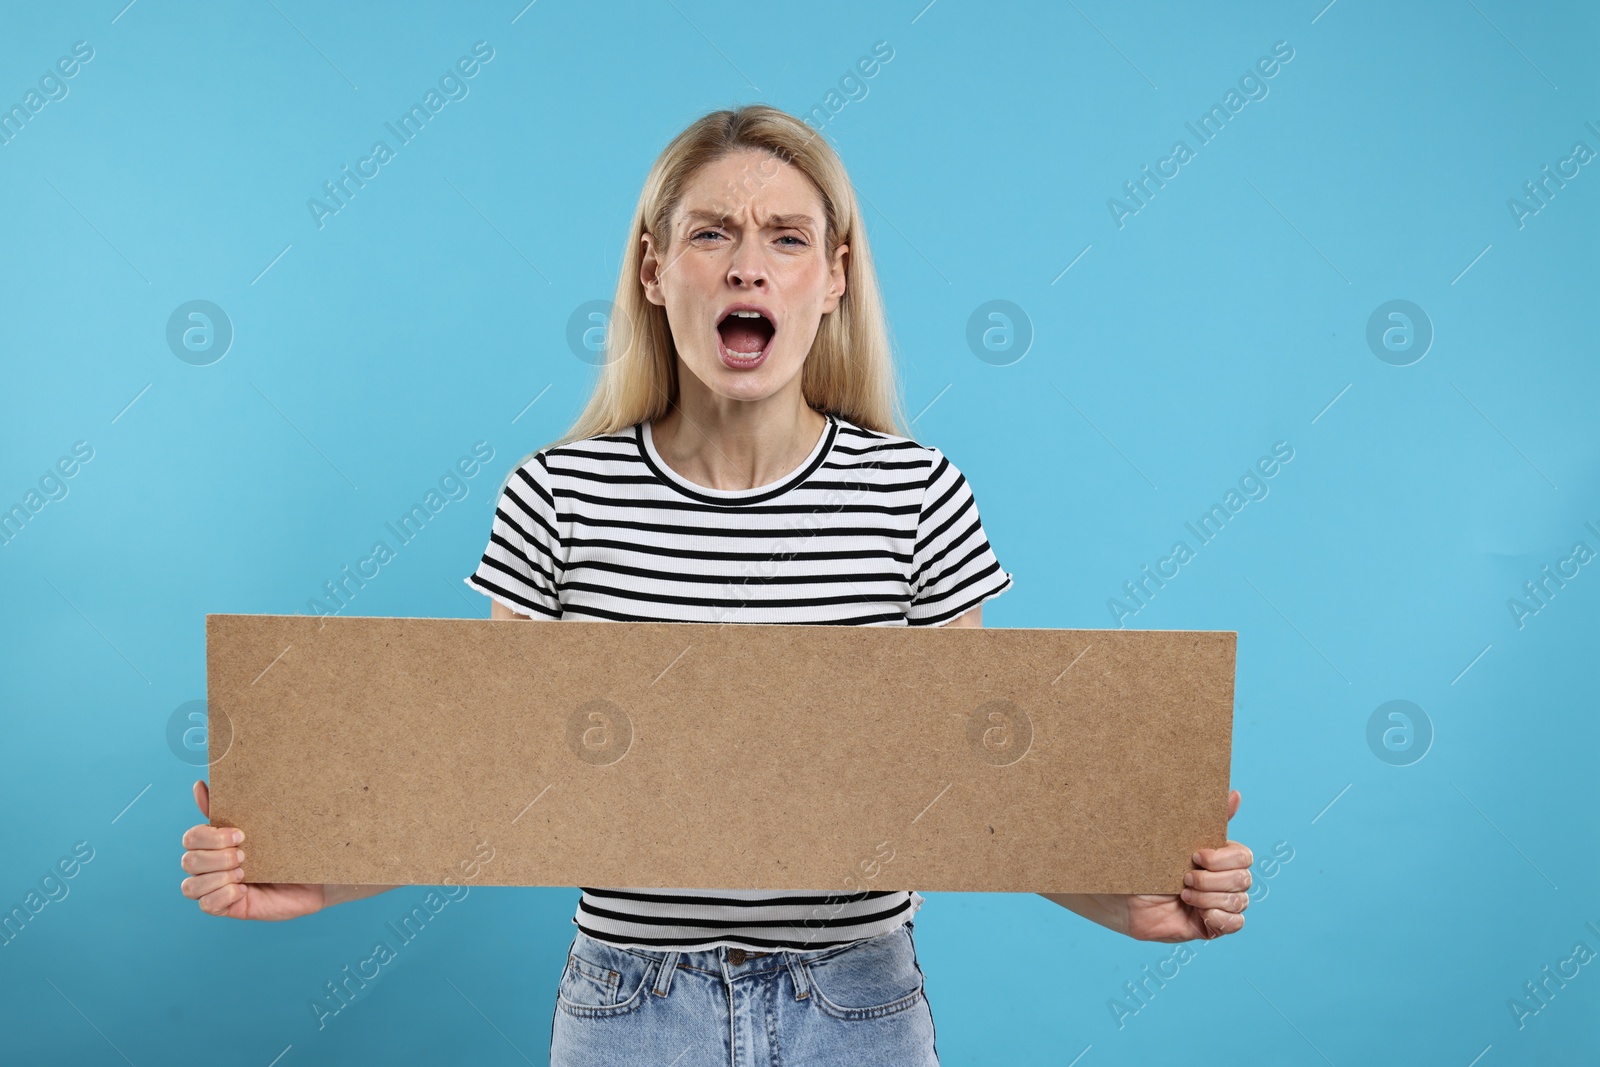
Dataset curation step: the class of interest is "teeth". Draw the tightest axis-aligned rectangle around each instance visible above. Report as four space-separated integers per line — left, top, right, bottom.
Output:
728 310 764 318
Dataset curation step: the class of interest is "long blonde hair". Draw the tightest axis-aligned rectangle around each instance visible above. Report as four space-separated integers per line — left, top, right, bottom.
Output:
509 105 915 481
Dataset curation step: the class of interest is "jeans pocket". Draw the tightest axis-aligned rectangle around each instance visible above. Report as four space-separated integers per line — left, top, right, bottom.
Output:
802 925 926 1021
555 936 654 1019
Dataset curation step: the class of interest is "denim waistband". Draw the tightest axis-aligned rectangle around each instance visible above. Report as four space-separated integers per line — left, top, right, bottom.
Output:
572 921 914 1000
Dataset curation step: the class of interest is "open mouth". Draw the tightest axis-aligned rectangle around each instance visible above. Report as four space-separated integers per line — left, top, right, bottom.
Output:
716 308 776 366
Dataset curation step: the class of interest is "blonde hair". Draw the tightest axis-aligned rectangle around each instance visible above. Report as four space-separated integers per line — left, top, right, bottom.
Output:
509 104 915 482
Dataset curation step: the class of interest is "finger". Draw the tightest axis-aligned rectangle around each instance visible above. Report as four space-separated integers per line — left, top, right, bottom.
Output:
181 846 245 876
194 779 209 820
1194 841 1253 871
1202 908 1245 936
1184 867 1252 893
182 823 244 851
1226 789 1241 821
182 868 244 902
1181 888 1249 913
198 882 249 917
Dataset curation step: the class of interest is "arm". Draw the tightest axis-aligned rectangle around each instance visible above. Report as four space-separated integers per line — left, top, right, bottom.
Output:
183 597 538 919
1038 892 1135 935
181 780 401 919
950 605 1252 942
329 599 536 896
323 884 400 907
1041 790 1253 942
941 604 983 628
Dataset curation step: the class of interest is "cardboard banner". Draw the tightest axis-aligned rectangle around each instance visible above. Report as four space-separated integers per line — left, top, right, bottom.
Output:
204 614 1235 894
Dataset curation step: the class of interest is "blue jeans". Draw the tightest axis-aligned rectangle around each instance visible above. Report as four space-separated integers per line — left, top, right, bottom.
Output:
549 921 939 1066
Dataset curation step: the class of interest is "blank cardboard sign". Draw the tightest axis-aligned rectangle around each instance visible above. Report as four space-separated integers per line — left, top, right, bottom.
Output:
205 614 1236 895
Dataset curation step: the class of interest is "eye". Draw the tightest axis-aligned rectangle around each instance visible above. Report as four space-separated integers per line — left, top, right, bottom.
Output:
777 235 807 247
690 229 724 242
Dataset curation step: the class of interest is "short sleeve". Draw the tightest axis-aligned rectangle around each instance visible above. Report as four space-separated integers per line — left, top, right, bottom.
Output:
464 454 564 619
906 449 1014 626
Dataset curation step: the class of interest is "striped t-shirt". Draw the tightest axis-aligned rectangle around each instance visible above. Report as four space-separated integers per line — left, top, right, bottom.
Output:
463 410 1014 951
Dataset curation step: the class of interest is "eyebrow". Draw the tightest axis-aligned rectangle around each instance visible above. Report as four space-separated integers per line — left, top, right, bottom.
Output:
681 209 818 232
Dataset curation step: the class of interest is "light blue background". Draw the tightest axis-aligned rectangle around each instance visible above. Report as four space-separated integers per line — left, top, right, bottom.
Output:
2 1 1596 1064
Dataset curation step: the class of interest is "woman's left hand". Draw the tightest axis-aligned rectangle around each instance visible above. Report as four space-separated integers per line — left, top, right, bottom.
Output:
1124 789 1253 943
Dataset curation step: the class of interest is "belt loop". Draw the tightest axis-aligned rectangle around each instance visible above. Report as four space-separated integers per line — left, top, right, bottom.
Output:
652 952 680 998
784 950 811 1000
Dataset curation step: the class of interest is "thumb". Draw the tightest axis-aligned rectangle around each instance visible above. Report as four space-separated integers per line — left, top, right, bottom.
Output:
193 779 209 820
1226 788 1241 822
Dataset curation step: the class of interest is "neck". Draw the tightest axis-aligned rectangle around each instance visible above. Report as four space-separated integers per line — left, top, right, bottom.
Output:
651 395 827 493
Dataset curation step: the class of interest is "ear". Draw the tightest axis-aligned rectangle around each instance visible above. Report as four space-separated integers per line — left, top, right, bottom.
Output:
639 231 666 308
821 242 849 315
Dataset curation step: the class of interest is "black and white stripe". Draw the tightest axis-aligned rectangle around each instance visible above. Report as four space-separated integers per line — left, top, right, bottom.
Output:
465 412 1013 950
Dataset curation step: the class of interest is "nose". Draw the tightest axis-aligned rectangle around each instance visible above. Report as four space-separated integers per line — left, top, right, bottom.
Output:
726 241 768 288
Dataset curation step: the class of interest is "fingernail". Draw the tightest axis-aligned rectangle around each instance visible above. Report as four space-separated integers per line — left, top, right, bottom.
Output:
1191 852 1202 865
232 830 244 844
1183 872 1194 887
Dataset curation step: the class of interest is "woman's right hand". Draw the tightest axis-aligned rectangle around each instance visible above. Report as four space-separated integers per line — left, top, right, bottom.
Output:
180 780 325 921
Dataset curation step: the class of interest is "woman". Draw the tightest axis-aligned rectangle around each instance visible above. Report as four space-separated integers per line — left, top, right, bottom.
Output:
180 104 1253 1065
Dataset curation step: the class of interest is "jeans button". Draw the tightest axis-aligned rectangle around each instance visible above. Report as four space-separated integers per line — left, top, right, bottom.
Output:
727 948 746 965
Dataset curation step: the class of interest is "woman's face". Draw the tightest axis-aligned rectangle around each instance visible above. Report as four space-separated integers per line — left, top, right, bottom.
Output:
641 149 848 407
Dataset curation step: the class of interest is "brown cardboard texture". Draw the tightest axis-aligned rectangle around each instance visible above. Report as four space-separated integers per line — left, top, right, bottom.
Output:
205 614 1236 894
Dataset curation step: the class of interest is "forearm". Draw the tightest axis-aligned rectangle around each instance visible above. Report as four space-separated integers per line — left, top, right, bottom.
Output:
322 883 401 908
1039 892 1132 938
